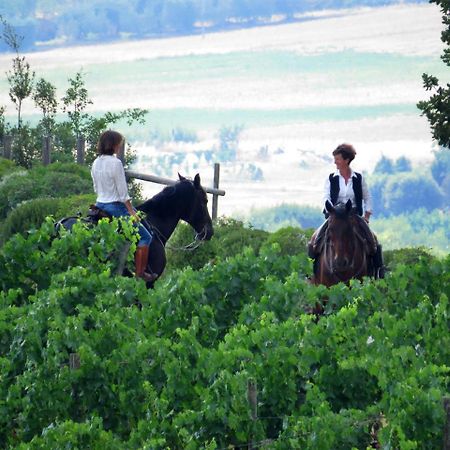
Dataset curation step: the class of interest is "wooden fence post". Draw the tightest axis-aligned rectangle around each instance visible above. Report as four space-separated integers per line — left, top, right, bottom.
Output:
3 134 13 159
69 353 80 370
212 163 220 220
42 136 51 165
247 379 257 450
444 397 450 450
76 136 85 164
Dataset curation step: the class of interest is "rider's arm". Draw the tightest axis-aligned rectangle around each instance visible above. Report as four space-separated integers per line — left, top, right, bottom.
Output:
323 175 332 209
362 175 372 222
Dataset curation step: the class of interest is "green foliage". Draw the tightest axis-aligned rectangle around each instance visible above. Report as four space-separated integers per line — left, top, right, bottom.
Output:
383 247 436 271
33 78 57 136
5 43 34 128
10 124 41 168
61 71 92 138
0 197 61 245
0 219 448 447
0 162 92 220
0 156 19 178
165 217 269 272
247 203 323 231
0 193 95 245
372 209 450 256
260 225 312 256
417 0 450 148
383 173 444 215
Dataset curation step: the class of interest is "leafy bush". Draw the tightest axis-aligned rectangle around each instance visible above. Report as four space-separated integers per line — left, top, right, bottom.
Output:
0 193 95 245
383 247 436 271
0 157 19 179
260 225 312 256
247 204 323 231
0 163 92 220
165 217 269 272
0 223 448 448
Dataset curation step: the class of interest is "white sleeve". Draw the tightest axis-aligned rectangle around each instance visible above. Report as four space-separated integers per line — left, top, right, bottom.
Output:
362 175 372 213
113 160 131 203
91 166 98 194
323 175 331 208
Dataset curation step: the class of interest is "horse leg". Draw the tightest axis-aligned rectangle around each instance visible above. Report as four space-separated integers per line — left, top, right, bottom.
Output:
145 240 166 289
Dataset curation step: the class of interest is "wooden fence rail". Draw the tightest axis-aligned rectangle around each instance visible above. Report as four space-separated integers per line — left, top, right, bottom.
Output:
125 169 225 221
1 134 225 219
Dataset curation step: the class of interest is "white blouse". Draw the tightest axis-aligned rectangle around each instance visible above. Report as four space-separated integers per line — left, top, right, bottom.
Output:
91 155 130 203
323 170 373 213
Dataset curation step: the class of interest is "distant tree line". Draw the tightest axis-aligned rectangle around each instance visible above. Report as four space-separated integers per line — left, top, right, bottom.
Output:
0 0 427 51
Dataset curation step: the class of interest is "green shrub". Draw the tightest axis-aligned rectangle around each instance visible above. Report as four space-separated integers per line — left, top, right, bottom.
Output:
260 225 313 256
165 217 269 272
0 163 92 220
248 204 323 231
384 247 437 271
0 198 62 245
0 157 19 179
0 194 95 245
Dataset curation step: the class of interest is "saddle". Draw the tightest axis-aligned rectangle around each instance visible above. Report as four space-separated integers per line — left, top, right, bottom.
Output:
87 204 112 224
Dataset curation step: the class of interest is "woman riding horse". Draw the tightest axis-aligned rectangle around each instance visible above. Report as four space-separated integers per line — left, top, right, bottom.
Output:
91 130 157 283
308 143 384 283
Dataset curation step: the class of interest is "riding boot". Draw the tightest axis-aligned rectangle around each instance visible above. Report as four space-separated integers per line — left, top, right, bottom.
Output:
373 244 385 279
135 245 158 283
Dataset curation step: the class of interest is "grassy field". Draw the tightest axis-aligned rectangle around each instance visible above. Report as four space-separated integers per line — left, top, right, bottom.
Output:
0 3 447 215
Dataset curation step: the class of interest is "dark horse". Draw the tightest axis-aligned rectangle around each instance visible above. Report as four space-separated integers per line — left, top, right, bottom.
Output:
57 173 213 287
311 199 377 288
136 173 213 284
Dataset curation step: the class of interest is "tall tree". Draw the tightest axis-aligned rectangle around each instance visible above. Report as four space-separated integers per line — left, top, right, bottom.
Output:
1 15 35 128
61 71 92 139
33 78 58 136
417 0 450 149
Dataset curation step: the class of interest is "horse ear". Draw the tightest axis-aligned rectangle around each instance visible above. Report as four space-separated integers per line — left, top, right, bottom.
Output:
345 199 352 212
178 173 186 181
325 200 334 213
194 173 201 188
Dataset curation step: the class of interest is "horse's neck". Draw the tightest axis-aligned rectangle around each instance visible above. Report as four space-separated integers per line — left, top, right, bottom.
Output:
146 214 179 244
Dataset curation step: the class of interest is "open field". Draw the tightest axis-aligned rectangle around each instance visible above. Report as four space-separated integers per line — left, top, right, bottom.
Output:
0 3 446 216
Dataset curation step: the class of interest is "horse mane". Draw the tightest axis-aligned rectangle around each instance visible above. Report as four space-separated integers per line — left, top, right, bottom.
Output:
137 179 194 217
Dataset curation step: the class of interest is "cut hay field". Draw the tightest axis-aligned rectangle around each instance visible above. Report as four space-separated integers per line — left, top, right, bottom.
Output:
0 3 446 215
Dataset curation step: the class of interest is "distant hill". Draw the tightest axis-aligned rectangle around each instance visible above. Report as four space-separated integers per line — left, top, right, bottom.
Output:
0 0 428 52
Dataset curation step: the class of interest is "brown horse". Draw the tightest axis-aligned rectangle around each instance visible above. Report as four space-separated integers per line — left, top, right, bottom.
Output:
312 200 374 288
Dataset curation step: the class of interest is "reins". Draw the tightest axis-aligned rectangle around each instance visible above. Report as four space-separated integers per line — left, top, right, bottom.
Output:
142 218 205 252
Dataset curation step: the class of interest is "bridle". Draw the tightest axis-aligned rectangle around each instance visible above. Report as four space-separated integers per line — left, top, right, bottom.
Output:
142 218 206 252
322 225 368 283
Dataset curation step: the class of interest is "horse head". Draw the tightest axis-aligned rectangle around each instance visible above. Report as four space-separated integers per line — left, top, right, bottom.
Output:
324 199 358 275
177 173 214 241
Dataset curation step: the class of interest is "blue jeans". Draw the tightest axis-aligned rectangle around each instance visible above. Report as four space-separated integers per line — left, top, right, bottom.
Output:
96 201 152 247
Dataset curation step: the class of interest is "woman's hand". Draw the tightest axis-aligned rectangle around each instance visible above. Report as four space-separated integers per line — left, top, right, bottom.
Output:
364 212 371 223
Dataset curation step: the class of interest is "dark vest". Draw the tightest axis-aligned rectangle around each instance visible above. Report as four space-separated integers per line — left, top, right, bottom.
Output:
329 172 363 216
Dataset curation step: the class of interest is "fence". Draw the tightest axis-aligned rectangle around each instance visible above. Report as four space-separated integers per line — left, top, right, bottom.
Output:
1 134 225 220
